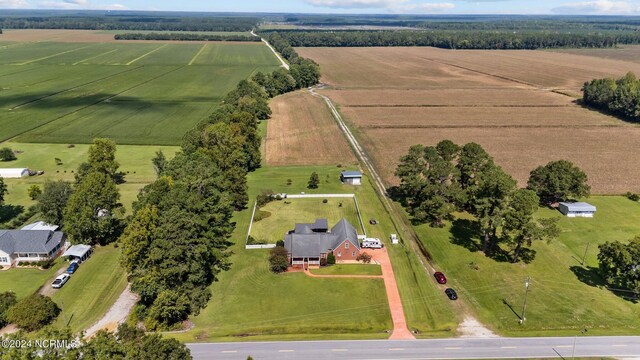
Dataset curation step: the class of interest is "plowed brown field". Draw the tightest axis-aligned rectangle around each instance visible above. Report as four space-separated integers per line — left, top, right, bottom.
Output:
265 91 356 166
298 47 640 194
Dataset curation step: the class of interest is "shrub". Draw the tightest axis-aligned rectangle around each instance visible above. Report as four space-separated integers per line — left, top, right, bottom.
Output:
28 185 42 200
356 252 372 264
0 147 16 162
322 199 328 204
256 190 275 208
269 246 289 273
247 236 267 245
286 179 292 186
7 294 60 331
253 210 272 222
307 172 319 189
276 240 285 247
626 192 640 202
145 290 191 331
40 258 54 269
54 158 63 166
0 292 17 328
319 257 327 266
327 252 336 265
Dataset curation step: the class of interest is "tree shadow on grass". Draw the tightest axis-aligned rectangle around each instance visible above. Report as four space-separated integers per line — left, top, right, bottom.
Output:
570 265 639 304
0 204 24 224
450 219 481 253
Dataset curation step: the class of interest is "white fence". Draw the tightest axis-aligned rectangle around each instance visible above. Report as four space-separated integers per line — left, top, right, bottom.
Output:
285 194 355 199
246 244 277 249
245 193 367 250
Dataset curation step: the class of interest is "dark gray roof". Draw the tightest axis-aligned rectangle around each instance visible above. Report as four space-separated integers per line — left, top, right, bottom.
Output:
341 170 362 178
0 230 65 255
285 218 360 258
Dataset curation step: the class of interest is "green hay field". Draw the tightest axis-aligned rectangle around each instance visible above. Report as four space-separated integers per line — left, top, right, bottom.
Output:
0 41 281 145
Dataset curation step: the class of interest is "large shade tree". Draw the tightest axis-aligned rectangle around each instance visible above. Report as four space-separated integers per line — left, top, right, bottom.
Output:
527 160 590 204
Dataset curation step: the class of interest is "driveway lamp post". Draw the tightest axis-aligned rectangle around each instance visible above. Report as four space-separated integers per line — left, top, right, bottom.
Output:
519 276 531 324
572 328 588 360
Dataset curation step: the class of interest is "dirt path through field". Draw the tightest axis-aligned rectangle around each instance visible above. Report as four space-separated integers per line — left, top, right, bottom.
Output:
84 284 138 338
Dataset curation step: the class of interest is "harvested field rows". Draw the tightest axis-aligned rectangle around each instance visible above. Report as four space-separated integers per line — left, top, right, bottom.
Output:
265 91 356 166
340 106 621 128
322 88 574 107
298 47 640 194
362 127 640 194
552 45 640 64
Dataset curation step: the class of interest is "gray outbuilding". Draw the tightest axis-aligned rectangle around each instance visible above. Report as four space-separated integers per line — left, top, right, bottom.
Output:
558 202 596 218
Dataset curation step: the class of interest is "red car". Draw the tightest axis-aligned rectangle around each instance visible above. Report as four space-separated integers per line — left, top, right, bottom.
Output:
434 272 447 284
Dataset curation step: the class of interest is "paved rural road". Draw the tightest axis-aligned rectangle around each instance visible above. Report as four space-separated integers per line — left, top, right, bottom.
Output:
188 336 640 360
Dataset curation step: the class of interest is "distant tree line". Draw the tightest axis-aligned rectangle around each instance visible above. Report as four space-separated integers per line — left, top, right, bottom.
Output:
392 140 590 263
118 34 321 330
582 72 640 122
259 30 639 50
0 15 258 31
114 32 259 42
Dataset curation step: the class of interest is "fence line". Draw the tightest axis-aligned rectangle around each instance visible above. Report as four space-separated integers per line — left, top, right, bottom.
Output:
285 194 355 199
246 244 277 249
244 201 258 250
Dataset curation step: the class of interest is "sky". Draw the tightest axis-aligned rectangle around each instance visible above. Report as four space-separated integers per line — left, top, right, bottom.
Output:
0 0 639 15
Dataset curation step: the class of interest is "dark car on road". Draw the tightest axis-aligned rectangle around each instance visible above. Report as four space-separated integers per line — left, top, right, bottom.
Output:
445 288 458 300
66 262 79 274
434 271 447 284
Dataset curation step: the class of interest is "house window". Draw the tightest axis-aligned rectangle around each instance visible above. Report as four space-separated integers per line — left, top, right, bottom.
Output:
352 252 356 257
337 251 342 257
345 242 349 249
0 257 7 263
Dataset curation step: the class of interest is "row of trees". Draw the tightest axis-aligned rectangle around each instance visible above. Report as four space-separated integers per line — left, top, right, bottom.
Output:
119 34 321 330
582 72 640 122
0 15 258 32
261 30 636 50
114 33 260 42
393 141 590 263
0 323 190 359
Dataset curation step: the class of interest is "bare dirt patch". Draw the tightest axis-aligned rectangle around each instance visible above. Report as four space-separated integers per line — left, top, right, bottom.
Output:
265 90 356 166
551 45 640 65
299 47 640 194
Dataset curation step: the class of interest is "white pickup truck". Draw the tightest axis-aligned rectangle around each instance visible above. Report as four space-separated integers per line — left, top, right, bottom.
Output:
361 238 384 249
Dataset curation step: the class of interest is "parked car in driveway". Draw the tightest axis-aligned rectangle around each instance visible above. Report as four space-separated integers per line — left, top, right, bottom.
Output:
52 274 70 289
434 271 447 284
445 288 458 300
66 262 79 274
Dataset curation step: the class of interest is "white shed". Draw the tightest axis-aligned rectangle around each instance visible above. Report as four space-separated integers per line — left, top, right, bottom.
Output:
558 202 596 218
63 244 92 263
340 170 362 185
0 168 29 178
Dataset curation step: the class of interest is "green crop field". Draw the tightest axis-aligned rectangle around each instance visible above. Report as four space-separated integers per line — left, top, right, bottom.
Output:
414 196 640 336
250 197 363 244
0 41 281 145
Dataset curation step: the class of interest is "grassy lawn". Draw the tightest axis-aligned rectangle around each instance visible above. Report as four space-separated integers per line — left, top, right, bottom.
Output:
1 142 179 215
170 165 456 342
311 264 382 276
51 244 127 333
0 259 62 299
414 196 640 336
250 197 363 244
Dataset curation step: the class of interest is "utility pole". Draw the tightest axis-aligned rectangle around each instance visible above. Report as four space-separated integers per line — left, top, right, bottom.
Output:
519 276 531 324
572 328 588 360
581 242 590 266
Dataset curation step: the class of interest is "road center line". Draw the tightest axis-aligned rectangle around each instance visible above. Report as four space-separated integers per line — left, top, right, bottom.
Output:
278 350 295 352
388 348 405 351
501 346 517 349
612 344 628 347
331 349 349 352
445 347 462 350
220 350 237 353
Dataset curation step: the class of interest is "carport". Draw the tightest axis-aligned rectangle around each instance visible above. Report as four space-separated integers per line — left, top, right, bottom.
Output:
62 244 92 263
